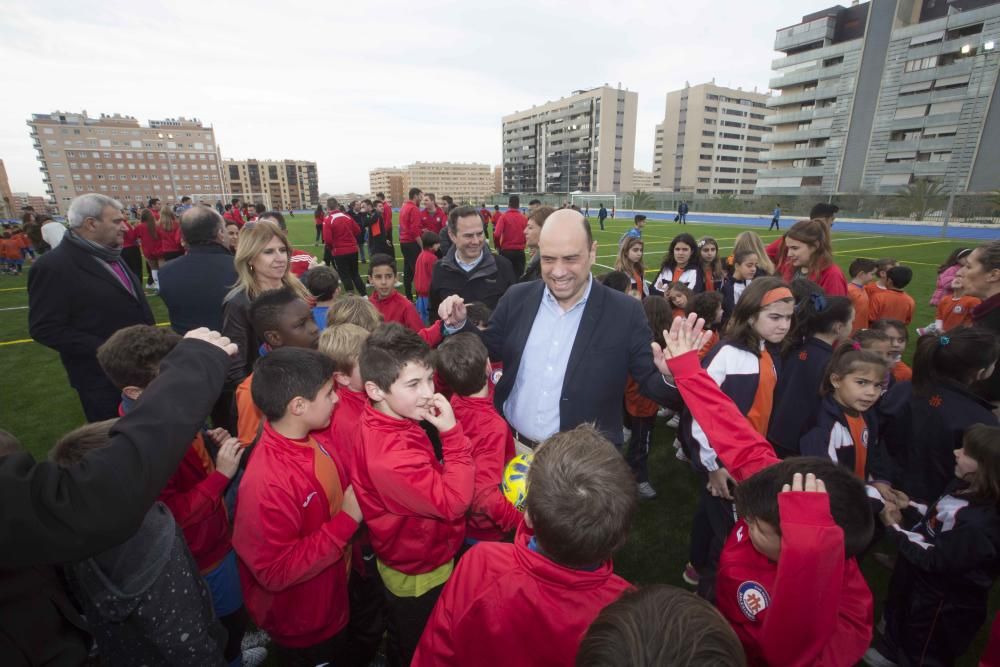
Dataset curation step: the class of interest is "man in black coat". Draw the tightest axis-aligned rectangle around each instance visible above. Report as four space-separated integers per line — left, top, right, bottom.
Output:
429 205 516 319
479 209 680 449
159 207 237 334
27 193 154 422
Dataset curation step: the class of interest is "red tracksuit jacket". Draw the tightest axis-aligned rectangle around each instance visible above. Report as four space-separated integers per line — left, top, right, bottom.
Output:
232 422 358 648
414 249 437 297
323 212 360 255
369 290 423 332
412 524 631 666
450 394 520 541
352 404 474 574
421 207 447 234
158 225 182 255
399 201 422 244
494 209 527 251
134 222 163 259
666 351 873 666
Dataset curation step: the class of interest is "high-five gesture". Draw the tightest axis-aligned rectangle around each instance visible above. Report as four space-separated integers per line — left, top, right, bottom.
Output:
651 313 710 377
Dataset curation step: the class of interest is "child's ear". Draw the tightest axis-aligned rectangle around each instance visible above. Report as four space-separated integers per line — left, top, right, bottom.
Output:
333 371 351 388
122 386 143 400
288 395 307 417
262 330 282 347
364 380 385 402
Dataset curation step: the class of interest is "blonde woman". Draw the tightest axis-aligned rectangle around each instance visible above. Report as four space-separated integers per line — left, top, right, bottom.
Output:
159 207 184 261
731 231 775 276
223 220 311 382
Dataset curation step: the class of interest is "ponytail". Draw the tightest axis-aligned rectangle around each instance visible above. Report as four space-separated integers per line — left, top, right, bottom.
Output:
789 293 853 344
912 327 1000 396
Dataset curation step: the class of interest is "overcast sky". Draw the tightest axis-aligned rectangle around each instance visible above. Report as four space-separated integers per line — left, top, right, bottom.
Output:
0 0 809 195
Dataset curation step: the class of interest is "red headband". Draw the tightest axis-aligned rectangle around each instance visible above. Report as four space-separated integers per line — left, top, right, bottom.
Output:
761 287 793 307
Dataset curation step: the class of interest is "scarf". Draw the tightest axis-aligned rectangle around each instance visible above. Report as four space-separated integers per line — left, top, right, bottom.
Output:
63 229 123 262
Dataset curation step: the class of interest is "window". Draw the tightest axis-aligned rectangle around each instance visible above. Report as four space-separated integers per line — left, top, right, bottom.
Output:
904 56 938 72
880 174 912 186
929 100 963 115
894 105 927 119
823 56 844 67
704 106 718 113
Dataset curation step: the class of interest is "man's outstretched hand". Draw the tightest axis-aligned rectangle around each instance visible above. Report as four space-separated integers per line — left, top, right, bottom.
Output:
184 327 238 357
651 314 710 377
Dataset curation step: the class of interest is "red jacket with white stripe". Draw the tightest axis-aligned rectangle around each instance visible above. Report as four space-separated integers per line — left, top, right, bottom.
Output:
352 404 474 574
494 209 527 251
412 524 631 667
323 212 360 256
399 201 423 244
232 422 358 648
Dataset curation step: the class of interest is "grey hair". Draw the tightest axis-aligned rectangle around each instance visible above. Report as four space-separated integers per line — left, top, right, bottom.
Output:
67 193 123 228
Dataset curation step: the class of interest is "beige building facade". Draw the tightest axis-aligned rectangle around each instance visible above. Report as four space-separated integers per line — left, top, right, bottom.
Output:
28 111 225 214
653 83 773 195
631 169 655 190
0 160 13 217
369 167 406 205
502 86 638 194
369 162 495 204
223 159 319 210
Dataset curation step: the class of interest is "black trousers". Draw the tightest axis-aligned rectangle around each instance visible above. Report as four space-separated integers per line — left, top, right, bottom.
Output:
272 626 348 667
400 242 420 301
383 582 444 667
75 376 123 422
691 482 736 603
500 249 525 278
218 606 248 664
345 553 387 667
315 224 323 243
625 415 655 483
333 252 367 295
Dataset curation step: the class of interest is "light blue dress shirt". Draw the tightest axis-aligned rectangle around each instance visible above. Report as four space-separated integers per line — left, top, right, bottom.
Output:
503 277 593 441
456 248 485 272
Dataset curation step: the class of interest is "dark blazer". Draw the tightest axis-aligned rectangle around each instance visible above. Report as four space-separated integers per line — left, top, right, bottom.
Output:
27 238 154 390
481 279 680 444
159 243 237 334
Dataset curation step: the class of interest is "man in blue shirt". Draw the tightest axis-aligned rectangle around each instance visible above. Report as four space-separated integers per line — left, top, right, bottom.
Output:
678 201 689 224
620 214 646 246
769 204 781 231
597 204 608 231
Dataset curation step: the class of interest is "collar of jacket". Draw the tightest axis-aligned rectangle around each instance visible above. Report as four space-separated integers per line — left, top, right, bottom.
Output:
360 402 427 435
440 247 497 279
511 523 614 585
185 242 232 255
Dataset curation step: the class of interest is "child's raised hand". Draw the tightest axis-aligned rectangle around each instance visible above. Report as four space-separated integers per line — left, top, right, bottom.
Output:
422 393 457 433
781 472 827 494
651 314 710 375
215 437 246 479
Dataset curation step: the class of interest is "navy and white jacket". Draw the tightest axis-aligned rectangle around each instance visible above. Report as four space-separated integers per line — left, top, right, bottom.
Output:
878 380 998 503
652 265 706 296
768 338 834 458
800 394 889 478
720 277 751 327
677 340 783 474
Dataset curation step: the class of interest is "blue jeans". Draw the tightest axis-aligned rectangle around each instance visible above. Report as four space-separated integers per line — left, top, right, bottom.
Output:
415 296 429 324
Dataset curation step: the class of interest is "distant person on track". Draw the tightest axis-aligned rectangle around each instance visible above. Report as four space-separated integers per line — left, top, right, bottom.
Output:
678 200 689 224
598 203 608 231
769 203 781 231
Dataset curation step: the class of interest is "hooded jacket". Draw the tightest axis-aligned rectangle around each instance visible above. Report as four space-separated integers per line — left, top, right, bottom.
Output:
428 248 516 320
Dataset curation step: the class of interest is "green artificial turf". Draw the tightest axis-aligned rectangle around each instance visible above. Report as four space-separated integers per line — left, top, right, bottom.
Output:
0 213 991 664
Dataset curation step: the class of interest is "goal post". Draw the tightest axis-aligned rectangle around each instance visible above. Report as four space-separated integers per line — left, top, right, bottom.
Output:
570 193 618 215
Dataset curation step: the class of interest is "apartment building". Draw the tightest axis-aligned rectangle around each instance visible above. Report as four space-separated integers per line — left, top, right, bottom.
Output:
758 0 1000 195
28 111 224 214
0 160 13 217
368 162 495 203
502 85 638 194
369 167 406 204
653 83 773 196
632 169 655 190
224 159 319 210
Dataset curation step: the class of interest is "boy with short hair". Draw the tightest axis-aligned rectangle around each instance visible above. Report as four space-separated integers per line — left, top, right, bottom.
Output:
865 257 897 297
97 325 260 667
657 316 875 666
368 253 425 332
414 231 441 324
232 347 363 664
412 424 635 667
848 258 877 336
352 323 475 666
869 265 915 326
301 265 341 329
620 214 646 245
235 288 321 446
435 333 520 545
51 419 231 666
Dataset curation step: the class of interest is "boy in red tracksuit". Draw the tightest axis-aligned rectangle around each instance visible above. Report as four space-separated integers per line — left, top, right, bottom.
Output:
352 324 474 667
414 232 441 324
658 315 875 667
368 253 425 332
96 325 259 666
232 347 363 664
434 333 520 548
412 424 635 667
319 322 386 667
494 195 528 277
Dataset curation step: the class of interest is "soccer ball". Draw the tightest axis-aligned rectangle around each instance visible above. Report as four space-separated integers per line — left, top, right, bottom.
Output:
501 453 533 511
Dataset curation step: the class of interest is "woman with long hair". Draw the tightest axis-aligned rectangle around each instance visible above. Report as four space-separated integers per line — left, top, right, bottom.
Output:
776 219 847 296
134 208 164 289
158 207 183 262
223 220 312 384
615 236 647 298
731 231 774 276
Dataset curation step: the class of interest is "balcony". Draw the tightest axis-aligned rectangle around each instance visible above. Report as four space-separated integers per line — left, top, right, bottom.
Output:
775 16 836 52
767 84 840 107
766 106 837 125
768 127 834 143
757 166 826 178
761 146 829 161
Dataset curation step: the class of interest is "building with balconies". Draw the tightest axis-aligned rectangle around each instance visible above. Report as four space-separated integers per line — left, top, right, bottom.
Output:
224 159 319 210
652 82 773 196
757 0 1000 196
501 86 637 194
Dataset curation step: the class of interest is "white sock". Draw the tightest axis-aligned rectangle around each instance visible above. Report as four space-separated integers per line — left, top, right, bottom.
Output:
151 269 159 284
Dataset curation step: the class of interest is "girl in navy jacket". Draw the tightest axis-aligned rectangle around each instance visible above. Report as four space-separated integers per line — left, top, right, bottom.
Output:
870 423 1000 667
652 233 705 296
878 327 1000 505
720 248 759 327
769 292 855 458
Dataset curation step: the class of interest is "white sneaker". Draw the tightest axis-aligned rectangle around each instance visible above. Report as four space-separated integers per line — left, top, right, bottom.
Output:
241 647 268 667
673 438 689 462
241 629 270 652
666 414 680 429
622 427 632 441
862 647 897 667
637 482 658 499
657 407 672 418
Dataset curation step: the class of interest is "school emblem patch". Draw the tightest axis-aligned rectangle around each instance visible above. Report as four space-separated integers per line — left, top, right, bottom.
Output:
491 368 504 385
737 581 770 621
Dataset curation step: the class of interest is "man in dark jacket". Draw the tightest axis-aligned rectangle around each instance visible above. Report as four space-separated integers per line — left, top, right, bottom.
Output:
27 193 155 422
0 329 236 664
159 207 238 334
429 206 516 319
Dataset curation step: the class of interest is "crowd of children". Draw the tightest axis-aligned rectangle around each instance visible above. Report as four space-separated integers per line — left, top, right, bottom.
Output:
11 197 1000 667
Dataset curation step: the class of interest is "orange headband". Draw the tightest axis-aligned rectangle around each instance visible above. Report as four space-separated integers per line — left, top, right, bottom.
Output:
761 287 793 307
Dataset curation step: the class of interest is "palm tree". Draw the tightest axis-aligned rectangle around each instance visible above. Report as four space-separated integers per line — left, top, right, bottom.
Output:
895 178 949 221
629 190 655 210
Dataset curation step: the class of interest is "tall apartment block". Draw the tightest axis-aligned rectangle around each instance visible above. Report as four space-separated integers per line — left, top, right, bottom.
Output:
369 167 406 204
28 111 224 214
224 159 319 210
758 0 1000 196
653 83 773 195
501 86 638 194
